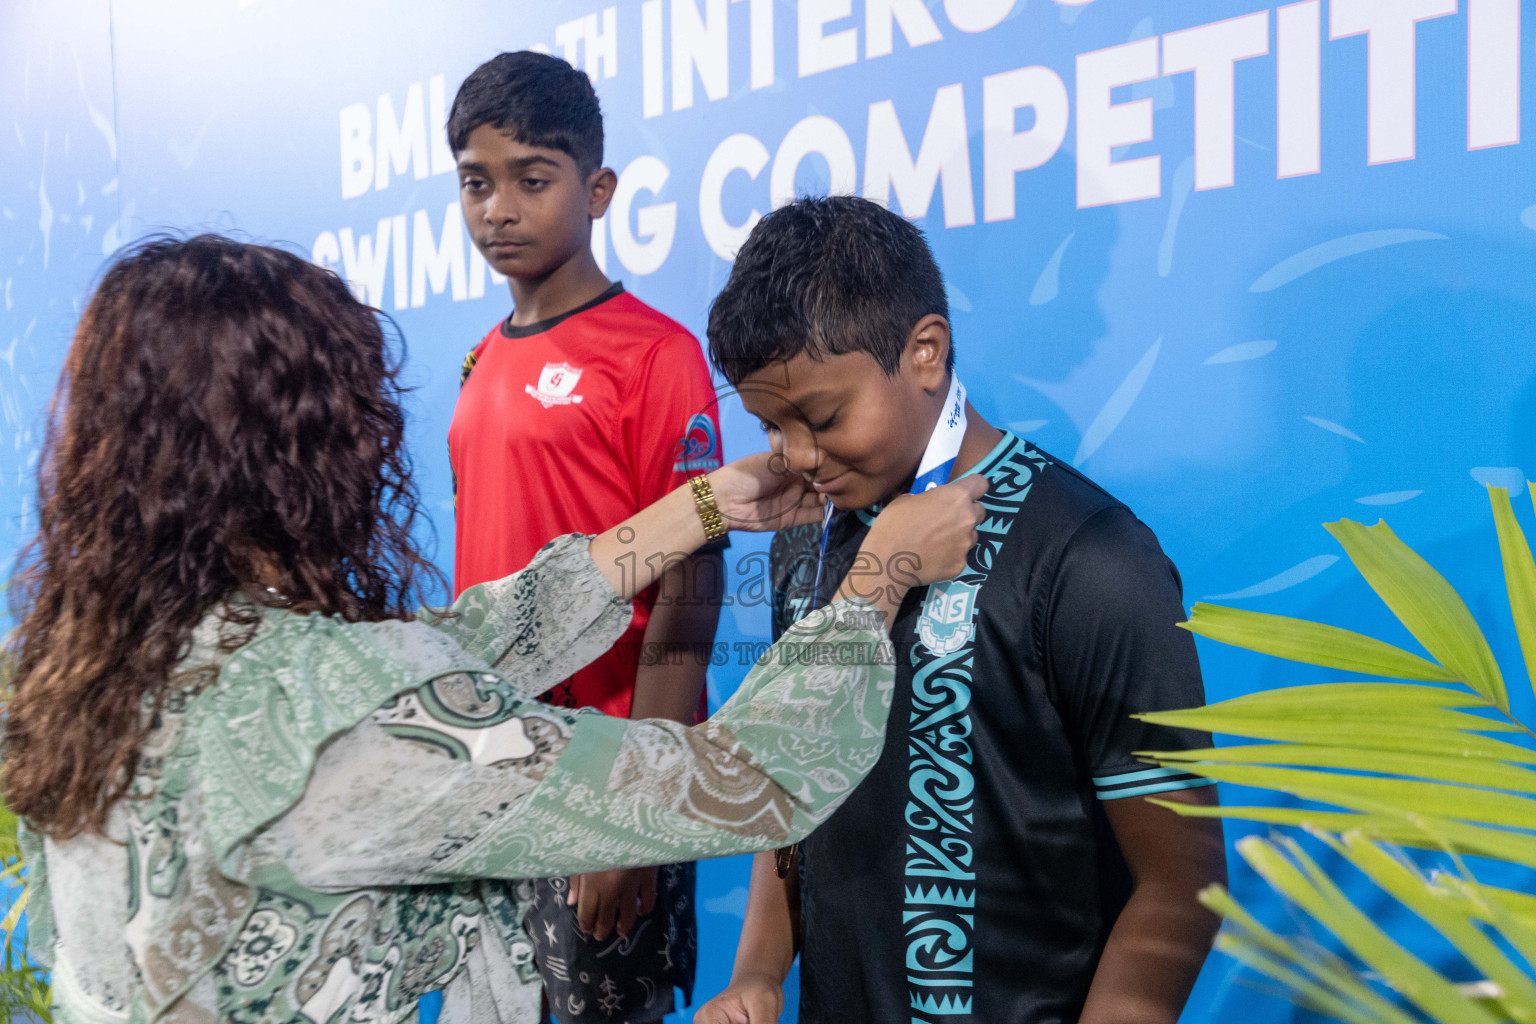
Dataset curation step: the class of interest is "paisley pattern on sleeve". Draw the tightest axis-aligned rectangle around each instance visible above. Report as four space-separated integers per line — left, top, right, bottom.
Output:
419 533 633 696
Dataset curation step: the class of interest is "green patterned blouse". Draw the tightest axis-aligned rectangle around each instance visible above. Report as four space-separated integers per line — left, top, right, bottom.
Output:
24 534 894 1024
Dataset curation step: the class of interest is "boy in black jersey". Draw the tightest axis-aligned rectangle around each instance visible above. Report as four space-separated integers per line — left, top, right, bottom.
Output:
695 196 1226 1024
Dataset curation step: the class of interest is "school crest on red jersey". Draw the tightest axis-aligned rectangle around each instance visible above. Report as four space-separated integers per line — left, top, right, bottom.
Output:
525 362 585 408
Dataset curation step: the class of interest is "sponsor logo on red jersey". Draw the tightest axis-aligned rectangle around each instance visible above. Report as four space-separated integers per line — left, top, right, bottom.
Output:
673 412 722 472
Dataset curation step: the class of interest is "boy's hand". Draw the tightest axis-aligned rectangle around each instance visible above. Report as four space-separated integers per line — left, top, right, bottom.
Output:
566 866 659 941
707 453 825 533
695 974 785 1023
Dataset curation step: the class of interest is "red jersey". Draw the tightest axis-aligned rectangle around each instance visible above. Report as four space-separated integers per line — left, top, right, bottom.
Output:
449 283 724 718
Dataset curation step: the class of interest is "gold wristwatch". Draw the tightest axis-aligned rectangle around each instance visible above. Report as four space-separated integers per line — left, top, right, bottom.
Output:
688 473 727 541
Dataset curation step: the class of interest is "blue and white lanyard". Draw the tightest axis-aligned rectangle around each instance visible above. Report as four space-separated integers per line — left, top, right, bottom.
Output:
811 375 968 606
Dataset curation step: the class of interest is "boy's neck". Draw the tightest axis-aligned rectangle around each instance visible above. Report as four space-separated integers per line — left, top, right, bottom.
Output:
506 247 613 327
885 396 1004 505
949 402 1004 480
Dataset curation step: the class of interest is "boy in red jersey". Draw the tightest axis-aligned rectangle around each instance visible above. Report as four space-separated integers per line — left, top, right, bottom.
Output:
446 52 723 1024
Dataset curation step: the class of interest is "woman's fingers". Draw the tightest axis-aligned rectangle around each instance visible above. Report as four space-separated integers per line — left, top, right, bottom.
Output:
577 879 605 937
784 491 826 529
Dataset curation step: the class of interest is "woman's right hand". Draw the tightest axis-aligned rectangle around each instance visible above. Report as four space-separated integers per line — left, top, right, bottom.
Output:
835 476 989 628
708 452 825 534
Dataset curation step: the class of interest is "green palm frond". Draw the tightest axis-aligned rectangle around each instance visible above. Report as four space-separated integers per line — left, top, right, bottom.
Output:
0 821 47 1024
1491 488 1536 699
1143 485 1536 1023
0 624 51 1024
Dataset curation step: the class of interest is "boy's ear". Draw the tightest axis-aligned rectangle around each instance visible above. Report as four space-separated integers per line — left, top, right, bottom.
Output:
904 315 952 393
588 167 618 219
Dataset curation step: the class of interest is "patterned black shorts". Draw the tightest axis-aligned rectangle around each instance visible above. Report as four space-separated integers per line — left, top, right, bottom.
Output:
523 862 697 1024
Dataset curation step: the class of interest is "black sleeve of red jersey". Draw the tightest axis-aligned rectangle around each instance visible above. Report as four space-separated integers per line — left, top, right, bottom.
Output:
1043 506 1216 801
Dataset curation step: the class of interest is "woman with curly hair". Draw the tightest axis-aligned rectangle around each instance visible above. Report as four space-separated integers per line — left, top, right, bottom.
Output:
3 235 986 1024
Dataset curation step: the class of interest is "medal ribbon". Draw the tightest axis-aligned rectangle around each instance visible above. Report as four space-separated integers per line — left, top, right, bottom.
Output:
782 375 969 884
910 373 968 494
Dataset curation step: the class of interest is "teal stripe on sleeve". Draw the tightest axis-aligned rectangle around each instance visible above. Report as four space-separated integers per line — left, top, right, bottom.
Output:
1096 777 1218 801
1092 765 1188 787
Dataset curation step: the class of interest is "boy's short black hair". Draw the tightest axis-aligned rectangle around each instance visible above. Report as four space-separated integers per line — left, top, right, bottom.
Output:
707 195 952 385
447 51 603 174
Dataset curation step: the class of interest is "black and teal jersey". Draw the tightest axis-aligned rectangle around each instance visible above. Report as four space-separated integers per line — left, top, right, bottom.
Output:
770 431 1214 1024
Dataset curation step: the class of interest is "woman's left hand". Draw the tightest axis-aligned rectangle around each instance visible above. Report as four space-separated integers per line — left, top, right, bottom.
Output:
707 453 825 533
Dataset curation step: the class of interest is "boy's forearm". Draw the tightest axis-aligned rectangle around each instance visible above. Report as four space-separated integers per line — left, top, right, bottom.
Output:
629 552 723 723
730 850 800 985
1077 879 1218 1024
1082 789 1225 1024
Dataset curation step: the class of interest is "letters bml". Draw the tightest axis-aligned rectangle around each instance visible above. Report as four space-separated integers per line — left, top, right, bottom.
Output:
917 581 978 657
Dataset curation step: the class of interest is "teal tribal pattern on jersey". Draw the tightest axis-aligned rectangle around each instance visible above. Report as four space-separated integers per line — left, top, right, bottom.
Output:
903 437 1047 1019
23 534 895 1024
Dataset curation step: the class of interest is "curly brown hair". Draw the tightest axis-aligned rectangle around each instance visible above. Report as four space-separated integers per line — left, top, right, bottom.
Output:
3 234 445 839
